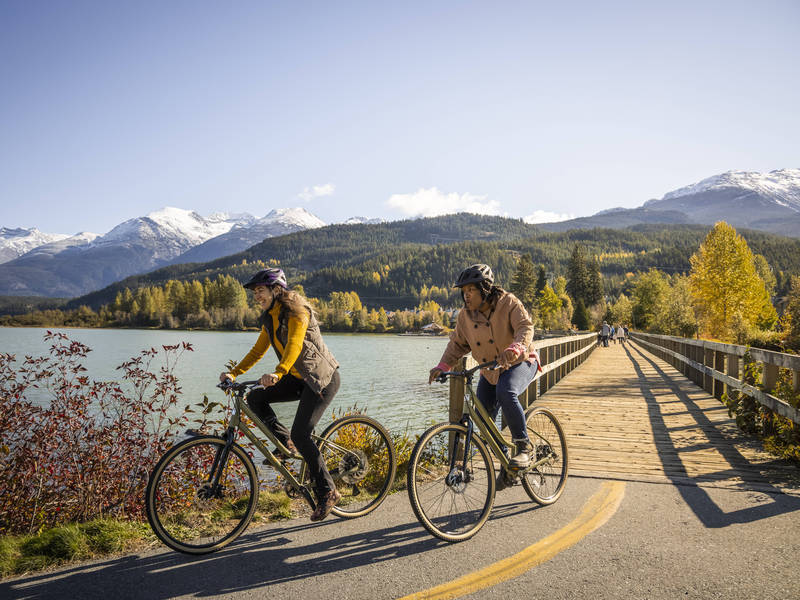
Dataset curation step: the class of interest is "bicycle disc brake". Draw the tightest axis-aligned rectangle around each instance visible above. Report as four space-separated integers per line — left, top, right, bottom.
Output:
197 482 224 501
337 449 368 484
445 468 468 492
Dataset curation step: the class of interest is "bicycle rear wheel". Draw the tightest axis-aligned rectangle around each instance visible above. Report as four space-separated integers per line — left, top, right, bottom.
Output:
407 422 495 542
145 435 258 554
318 415 397 518
521 407 568 505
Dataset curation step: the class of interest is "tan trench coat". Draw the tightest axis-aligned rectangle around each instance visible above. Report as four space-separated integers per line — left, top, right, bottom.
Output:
439 291 535 385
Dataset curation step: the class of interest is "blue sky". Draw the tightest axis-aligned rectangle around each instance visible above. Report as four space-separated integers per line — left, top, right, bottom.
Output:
1 0 798 235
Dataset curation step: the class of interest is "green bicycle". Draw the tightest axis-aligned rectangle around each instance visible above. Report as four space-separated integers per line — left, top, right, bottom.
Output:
145 379 397 554
407 360 568 542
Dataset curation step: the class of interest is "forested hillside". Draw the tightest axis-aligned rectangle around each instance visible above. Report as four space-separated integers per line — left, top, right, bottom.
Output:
65 215 800 312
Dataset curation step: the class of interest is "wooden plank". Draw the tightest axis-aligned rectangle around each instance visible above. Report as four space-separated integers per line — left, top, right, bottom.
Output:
530 340 800 493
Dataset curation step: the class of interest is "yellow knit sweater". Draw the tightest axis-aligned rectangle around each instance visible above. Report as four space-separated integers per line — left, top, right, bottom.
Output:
229 302 308 382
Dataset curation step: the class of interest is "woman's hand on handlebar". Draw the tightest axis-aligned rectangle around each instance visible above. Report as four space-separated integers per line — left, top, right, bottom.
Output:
428 367 444 385
260 373 280 388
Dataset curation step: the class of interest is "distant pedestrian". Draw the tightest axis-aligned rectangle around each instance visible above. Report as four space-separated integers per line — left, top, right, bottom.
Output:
615 324 626 344
600 321 611 347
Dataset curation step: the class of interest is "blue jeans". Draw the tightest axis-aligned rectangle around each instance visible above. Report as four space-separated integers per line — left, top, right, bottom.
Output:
476 360 537 444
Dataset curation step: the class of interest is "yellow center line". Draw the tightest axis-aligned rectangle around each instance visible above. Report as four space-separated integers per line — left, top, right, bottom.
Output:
399 481 626 600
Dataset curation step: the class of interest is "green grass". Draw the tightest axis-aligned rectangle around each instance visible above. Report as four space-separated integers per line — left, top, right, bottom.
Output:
1 519 152 579
0 493 297 579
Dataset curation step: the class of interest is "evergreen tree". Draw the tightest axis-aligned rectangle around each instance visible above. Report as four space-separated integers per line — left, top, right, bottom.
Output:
587 256 604 305
510 253 537 311
566 244 589 305
535 265 547 294
572 299 590 331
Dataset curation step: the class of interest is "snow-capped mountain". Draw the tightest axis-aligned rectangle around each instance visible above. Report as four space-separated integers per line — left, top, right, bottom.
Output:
19 232 100 259
343 216 385 225
0 207 324 297
643 169 800 236
172 207 325 264
657 169 800 211
0 227 70 263
96 207 257 260
539 169 800 237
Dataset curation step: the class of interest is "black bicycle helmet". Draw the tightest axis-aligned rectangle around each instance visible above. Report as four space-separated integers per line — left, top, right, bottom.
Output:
453 264 494 288
243 267 288 290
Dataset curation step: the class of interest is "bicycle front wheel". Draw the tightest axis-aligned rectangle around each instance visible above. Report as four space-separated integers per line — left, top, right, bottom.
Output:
521 407 568 505
318 415 397 518
145 435 259 554
407 422 495 542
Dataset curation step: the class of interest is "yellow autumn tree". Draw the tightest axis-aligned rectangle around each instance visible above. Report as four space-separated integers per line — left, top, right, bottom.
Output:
688 222 776 342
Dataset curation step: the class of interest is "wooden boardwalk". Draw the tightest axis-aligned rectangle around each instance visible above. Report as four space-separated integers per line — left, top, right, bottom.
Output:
530 339 800 494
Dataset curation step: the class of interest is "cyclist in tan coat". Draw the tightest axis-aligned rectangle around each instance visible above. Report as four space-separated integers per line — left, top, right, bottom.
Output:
429 264 541 489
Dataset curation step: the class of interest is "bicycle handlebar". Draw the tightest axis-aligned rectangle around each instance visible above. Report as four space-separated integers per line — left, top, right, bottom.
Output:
434 360 500 383
217 379 263 393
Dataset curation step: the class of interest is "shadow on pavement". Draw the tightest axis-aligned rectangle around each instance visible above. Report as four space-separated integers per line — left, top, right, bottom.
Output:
2 516 445 600
623 341 800 528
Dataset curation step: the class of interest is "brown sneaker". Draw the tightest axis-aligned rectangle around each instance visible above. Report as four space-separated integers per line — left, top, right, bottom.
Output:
310 488 342 522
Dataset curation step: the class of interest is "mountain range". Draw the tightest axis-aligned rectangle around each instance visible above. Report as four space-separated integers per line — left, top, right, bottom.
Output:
538 169 800 235
0 207 330 297
0 169 797 299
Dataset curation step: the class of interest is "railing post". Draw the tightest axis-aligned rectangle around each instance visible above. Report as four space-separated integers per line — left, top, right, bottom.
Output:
704 346 715 394
726 352 739 398
448 357 467 460
714 350 725 400
794 369 800 394
528 375 538 405
692 345 703 387
763 361 779 393
448 357 466 425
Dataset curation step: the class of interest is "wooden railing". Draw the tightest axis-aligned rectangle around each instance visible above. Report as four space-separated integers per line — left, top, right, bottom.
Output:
448 332 597 422
630 332 800 425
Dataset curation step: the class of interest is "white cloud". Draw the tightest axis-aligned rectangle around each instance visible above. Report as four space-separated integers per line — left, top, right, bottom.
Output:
298 183 335 201
523 210 575 224
386 187 501 218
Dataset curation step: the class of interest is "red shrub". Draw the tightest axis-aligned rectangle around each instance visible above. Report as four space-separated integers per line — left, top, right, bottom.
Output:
0 332 194 534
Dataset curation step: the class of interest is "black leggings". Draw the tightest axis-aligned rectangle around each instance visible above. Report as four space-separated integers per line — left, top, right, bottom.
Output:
246 370 340 498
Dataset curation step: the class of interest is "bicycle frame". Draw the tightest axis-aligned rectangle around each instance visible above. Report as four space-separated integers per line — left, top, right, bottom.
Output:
209 383 317 508
449 365 555 477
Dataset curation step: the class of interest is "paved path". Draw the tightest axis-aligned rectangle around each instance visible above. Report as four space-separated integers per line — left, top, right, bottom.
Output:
4 341 800 599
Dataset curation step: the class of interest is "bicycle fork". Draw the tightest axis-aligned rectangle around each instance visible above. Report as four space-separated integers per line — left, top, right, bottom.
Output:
445 417 475 487
199 428 237 500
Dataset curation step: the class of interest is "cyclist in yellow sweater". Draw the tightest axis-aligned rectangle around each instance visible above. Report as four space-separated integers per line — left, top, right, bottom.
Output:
220 268 341 521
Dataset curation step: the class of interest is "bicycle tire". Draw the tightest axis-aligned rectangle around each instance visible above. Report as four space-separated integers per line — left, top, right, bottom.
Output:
521 407 568 506
145 435 259 554
407 422 495 542
316 415 397 518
